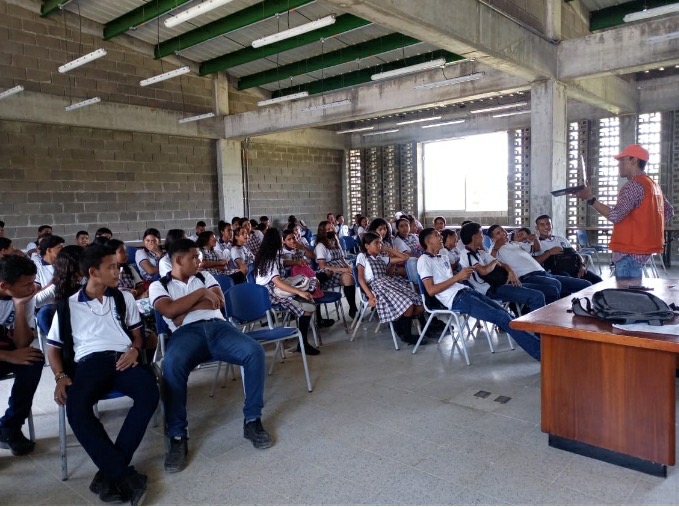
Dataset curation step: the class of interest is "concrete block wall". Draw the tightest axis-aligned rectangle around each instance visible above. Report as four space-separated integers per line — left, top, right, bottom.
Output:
0 120 218 246
0 3 213 114
245 142 343 230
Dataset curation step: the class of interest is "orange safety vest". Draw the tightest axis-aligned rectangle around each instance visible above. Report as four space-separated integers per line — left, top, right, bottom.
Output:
609 173 664 254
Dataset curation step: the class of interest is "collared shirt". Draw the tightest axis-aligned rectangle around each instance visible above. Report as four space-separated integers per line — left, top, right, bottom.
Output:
336 224 350 238
33 256 53 288
458 247 493 295
135 249 160 281
535 235 572 257
356 253 390 283
0 297 36 350
47 288 142 362
417 250 468 309
494 242 543 278
393 234 423 256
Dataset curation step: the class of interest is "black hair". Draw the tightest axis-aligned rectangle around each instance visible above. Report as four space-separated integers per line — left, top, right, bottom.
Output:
434 216 446 225
255 222 267 232
316 220 337 249
460 220 473 227
80 244 116 276
76 230 89 239
53 245 85 301
0 220 4 228
254 228 282 278
249 218 258 228
259 216 269 223
517 227 531 236
238 217 250 227
360 232 381 252
395 217 410 238
441 228 459 245
231 216 240 225
38 225 52 235
535 214 551 224
95 227 113 237
0 238 12 251
0 254 37 284
168 238 198 262
164 229 186 253
142 228 160 241
460 222 481 246
639 159 647 171
418 228 436 250
487 224 502 239
232 226 247 246
282 228 296 240
218 221 230 234
367 218 389 233
38 234 65 256
196 230 214 248
288 215 297 223
105 238 125 251
92 236 108 246
196 221 206 228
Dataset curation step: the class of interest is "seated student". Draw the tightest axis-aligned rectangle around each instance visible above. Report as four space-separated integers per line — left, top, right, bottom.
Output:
75 231 89 248
240 218 264 255
367 218 394 249
151 239 272 472
255 229 320 355
34 245 84 312
0 238 15 257
107 240 145 298
512 227 534 250
34 235 66 290
488 224 590 302
231 226 255 274
326 213 337 228
349 213 363 238
94 227 113 241
440 229 461 271
315 221 359 319
197 231 229 276
188 221 206 242
455 220 473 252
259 216 270 232
135 228 163 282
356 232 425 345
215 221 233 258
0 255 43 456
335 214 350 238
533 215 603 285
459 223 545 313
280 229 316 266
25 225 52 257
417 228 541 361
159 229 187 277
433 216 447 232
393 217 423 257
47 245 158 504
356 216 369 239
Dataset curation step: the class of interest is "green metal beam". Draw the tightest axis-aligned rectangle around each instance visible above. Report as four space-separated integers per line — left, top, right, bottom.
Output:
155 0 313 58
40 0 70 17
103 0 192 40
590 0 679 31
271 50 463 98
238 33 420 90
199 14 371 75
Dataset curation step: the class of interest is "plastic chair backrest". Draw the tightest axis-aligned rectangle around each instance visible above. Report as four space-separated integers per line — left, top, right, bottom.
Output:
214 274 234 295
482 234 492 251
246 263 256 284
344 236 358 252
224 283 270 323
154 309 171 336
125 245 138 264
405 257 419 285
340 236 349 252
576 229 589 248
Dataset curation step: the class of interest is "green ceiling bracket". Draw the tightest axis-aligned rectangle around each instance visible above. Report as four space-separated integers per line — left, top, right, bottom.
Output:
104 0 192 40
40 0 71 17
590 0 678 31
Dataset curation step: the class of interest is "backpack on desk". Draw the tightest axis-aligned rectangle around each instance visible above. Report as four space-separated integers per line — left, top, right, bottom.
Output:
571 288 677 326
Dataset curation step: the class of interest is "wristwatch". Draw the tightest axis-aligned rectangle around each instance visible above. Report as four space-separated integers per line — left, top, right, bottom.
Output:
586 197 597 206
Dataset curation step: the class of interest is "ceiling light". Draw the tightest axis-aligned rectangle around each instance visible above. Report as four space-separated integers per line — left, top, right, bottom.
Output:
178 112 216 124
471 101 528 114
257 91 309 107
396 116 442 126
647 31 679 44
623 3 679 22
164 0 236 28
421 119 465 129
65 97 101 111
414 71 485 90
0 85 24 100
140 66 190 87
252 16 336 48
336 126 375 134
492 110 530 118
363 129 399 137
301 98 351 112
371 58 447 81
58 48 107 73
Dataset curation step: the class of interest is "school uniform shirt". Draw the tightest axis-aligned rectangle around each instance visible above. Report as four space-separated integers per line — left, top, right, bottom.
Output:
494 242 543 278
314 242 345 263
355 253 390 283
135 249 160 280
149 272 223 332
33 257 54 288
336 224 350 238
159 255 172 277
47 289 142 362
393 234 422 256
534 235 572 257
119 265 143 292
445 247 460 266
255 262 281 286
215 239 232 258
231 245 254 266
0 297 36 349
458 248 494 295
417 250 468 309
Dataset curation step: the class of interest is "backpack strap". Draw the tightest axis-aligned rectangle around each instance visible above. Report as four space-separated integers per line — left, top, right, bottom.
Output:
56 299 76 378
159 272 205 292
571 296 594 318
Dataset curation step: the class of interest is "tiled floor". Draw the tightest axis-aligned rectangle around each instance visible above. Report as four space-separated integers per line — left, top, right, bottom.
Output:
3 265 679 505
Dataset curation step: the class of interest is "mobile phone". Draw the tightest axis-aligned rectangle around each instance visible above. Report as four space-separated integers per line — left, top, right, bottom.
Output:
628 285 653 290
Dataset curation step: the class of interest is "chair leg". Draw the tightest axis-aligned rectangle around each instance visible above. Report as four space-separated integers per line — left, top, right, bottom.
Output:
350 303 369 341
210 363 222 397
387 322 400 350
449 315 471 365
336 301 349 334
59 405 68 481
27 410 35 442
295 331 313 393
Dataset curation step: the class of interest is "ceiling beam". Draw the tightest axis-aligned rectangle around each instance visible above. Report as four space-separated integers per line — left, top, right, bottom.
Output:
566 75 638 115
237 33 421 90
322 0 557 81
103 0 192 40
199 14 370 75
40 0 69 17
155 0 313 58
589 0 679 31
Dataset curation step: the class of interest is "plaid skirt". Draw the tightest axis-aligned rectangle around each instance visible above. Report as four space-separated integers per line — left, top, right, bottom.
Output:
320 259 349 290
265 281 315 318
369 276 420 323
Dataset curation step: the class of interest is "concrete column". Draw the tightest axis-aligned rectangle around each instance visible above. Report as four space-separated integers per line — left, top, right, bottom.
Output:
545 0 562 41
619 114 637 149
216 139 244 220
530 79 568 232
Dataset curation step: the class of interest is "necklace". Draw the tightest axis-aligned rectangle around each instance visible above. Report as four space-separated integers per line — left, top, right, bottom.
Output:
84 296 111 317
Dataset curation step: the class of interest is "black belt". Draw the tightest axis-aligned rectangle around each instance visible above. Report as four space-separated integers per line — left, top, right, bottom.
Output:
78 350 128 363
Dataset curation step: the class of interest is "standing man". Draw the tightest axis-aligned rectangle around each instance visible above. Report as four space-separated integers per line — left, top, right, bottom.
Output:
576 144 674 278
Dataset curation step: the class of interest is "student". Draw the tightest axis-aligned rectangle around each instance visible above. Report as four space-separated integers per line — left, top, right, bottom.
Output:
135 228 162 282
106 240 145 298
0 238 15 257
356 216 369 239
231 226 255 274
34 235 66 290
159 229 187 277
335 214 350 238
75 231 89 247
356 232 424 345
259 216 270 232
34 245 84 312
188 221 206 242
417 228 541 361
315 221 358 319
433 216 447 231
326 213 336 227
197 231 229 276
240 218 264 255
350 213 363 238
94 227 113 241
215 221 233 258
150 239 272 473
47 245 158 504
231 216 241 228
511 227 535 253
25 225 52 257
280 229 316 266
440 229 460 271
0 255 43 456
393 217 423 257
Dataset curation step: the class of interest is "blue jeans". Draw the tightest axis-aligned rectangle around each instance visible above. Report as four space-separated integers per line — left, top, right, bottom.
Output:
163 319 266 438
0 357 44 431
518 272 561 304
615 255 643 279
521 271 590 299
36 304 56 336
451 290 540 361
66 351 159 481
488 284 546 312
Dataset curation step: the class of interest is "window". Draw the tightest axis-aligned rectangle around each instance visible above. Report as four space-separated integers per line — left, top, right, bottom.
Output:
423 132 509 212
637 112 661 184
593 117 620 246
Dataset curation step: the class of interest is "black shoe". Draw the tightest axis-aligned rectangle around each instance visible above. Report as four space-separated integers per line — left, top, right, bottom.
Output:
318 318 335 328
0 426 34 456
295 343 320 355
164 436 188 473
116 470 148 506
400 334 428 346
90 471 126 504
243 418 273 449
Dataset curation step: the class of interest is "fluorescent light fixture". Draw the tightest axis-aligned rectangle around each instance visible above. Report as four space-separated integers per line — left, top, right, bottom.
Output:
414 71 485 90
164 0 236 28
647 31 679 44
65 97 101 111
471 101 528 114
396 116 442 126
178 112 216 124
492 110 530 118
371 58 447 81
301 98 351 112
421 119 465 129
624 3 679 22
363 129 399 137
252 15 336 48
58 48 107 73
0 85 24 100
336 126 375 134
140 66 190 87
257 91 309 107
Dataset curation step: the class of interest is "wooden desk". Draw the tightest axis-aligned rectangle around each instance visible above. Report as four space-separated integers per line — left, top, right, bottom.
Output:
511 278 679 476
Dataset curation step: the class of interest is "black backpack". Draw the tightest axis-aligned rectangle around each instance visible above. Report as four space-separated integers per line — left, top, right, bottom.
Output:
544 247 583 277
467 250 508 288
571 288 677 326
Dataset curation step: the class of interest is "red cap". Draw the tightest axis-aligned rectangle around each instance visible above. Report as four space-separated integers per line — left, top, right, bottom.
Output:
613 144 649 162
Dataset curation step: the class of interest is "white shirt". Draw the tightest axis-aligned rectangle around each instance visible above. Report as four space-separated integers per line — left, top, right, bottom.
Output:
355 253 390 283
215 239 232 259
47 289 142 362
0 297 36 335
149 272 223 332
336 224 350 238
315 243 344 263
255 262 281 286
392 236 410 254
458 248 495 295
535 235 572 257
417 251 468 309
231 245 254 266
135 249 159 280
494 242 543 278
159 255 172 277
33 257 54 288
445 247 460 266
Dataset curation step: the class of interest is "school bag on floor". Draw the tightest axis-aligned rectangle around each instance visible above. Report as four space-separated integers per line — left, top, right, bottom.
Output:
571 288 677 326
